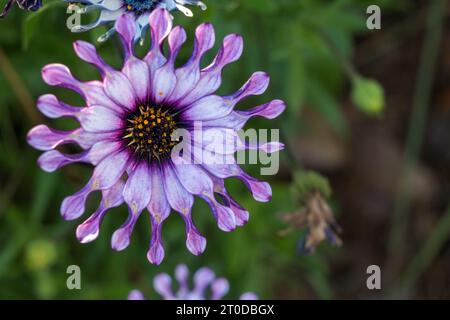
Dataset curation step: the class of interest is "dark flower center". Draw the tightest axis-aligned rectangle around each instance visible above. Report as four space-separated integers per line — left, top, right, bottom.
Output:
124 105 179 161
123 0 160 14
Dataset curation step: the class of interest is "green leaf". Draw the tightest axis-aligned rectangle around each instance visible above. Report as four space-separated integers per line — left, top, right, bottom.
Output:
22 0 64 50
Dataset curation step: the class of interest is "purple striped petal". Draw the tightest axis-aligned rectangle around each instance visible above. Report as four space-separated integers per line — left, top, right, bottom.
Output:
151 26 186 104
203 99 286 130
115 15 151 103
60 181 92 221
202 163 272 202
239 172 272 202
123 58 150 103
147 166 170 216
169 23 215 102
111 206 141 251
37 94 80 119
162 164 206 255
173 163 236 231
206 198 236 231
162 164 194 214
178 34 243 106
73 40 112 77
181 96 232 121
27 125 72 151
238 99 286 120
78 105 124 132
76 205 114 244
148 215 165 265
123 162 152 213
147 165 170 265
209 175 250 227
116 14 136 60
192 144 235 167
92 150 131 190
173 162 213 195
224 72 269 107
61 150 130 221
228 199 249 227
27 125 113 151
103 71 136 111
42 64 83 94
145 8 172 73
152 64 176 104
113 162 151 251
83 81 124 114
201 127 245 155
86 141 124 165
247 141 285 154
38 150 89 173
41 64 122 113
76 179 125 243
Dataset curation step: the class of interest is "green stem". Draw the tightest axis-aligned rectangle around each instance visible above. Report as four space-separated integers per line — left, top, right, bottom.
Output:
392 204 450 297
388 0 446 259
320 29 358 80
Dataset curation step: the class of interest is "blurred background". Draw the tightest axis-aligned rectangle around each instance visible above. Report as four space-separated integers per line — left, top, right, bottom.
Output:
0 0 449 299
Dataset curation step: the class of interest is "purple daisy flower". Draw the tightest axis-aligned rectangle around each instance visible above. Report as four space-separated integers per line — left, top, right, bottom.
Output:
128 264 258 300
27 9 285 265
67 0 206 42
0 0 41 18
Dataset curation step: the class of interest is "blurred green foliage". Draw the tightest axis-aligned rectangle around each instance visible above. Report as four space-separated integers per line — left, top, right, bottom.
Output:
291 170 332 205
0 0 412 299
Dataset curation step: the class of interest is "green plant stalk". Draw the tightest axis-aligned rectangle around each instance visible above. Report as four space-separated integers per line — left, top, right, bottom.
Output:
389 0 446 258
0 47 41 124
392 204 450 297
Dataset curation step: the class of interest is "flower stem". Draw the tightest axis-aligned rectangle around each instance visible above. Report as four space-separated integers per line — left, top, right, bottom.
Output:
388 0 446 261
391 204 450 297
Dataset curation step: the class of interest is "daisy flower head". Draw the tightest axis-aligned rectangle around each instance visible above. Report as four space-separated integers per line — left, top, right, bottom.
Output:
128 264 258 300
0 0 41 18
67 0 207 42
27 9 285 265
